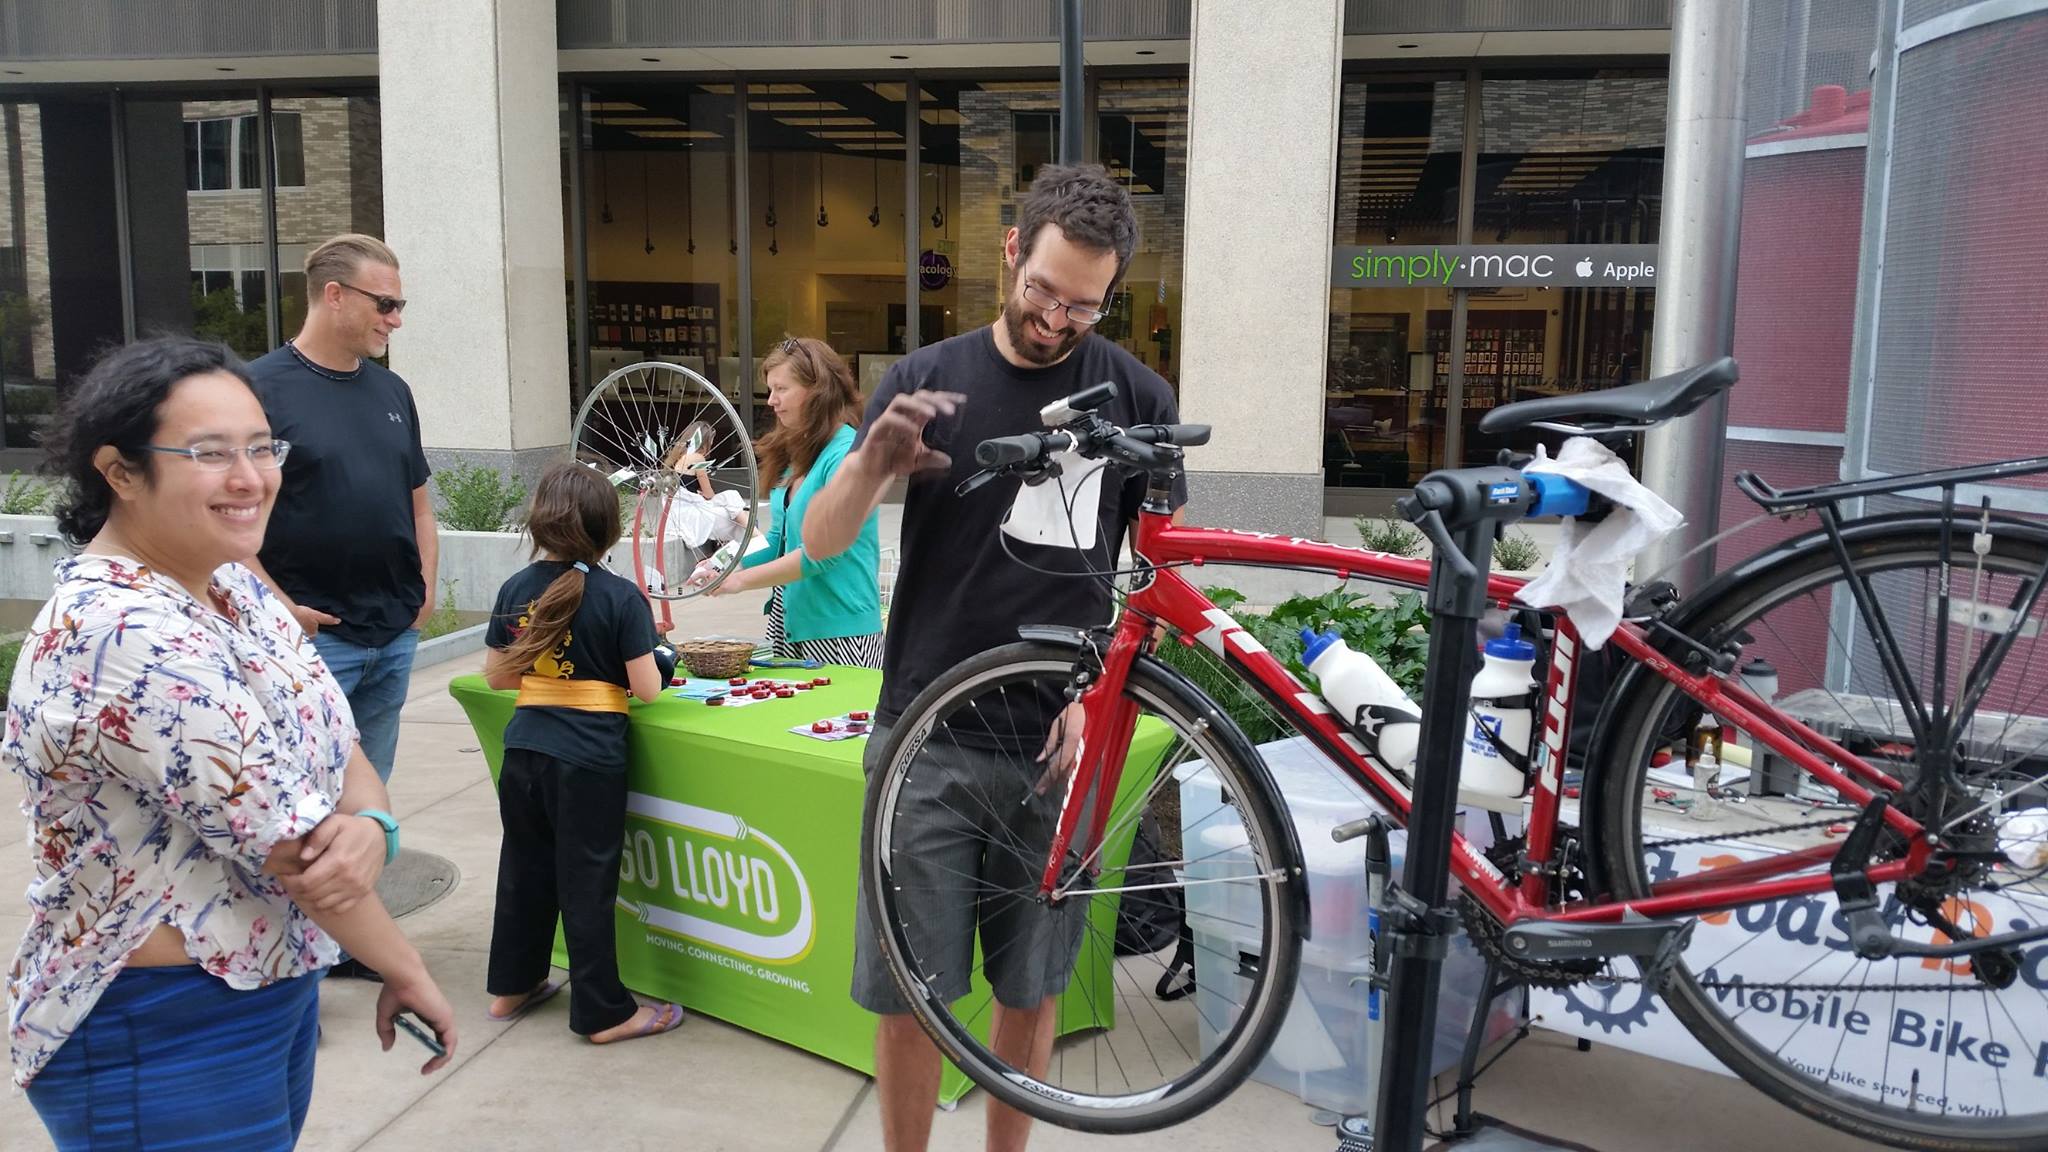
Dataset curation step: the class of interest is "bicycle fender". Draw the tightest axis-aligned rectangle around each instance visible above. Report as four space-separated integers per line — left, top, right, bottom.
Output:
1015 625 1314 943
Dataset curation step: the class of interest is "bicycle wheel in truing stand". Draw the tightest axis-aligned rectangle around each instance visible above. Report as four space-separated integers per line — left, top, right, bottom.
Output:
864 641 1303 1133
569 361 757 629
1591 523 2048 1152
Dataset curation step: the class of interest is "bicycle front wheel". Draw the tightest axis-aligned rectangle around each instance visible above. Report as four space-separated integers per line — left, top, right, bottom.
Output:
1594 520 2048 1152
863 640 1303 1133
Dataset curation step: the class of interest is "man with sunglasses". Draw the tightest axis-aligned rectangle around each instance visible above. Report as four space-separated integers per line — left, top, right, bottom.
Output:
244 235 438 981
804 163 1187 1152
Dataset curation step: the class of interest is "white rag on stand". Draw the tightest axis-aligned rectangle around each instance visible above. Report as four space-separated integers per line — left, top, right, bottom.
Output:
1514 437 1684 648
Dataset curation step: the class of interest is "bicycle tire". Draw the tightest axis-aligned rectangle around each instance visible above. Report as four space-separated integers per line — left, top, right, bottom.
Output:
862 640 1305 1133
1591 520 2048 1152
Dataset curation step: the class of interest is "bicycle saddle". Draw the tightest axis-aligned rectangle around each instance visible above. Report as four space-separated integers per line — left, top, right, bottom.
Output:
1478 357 1739 435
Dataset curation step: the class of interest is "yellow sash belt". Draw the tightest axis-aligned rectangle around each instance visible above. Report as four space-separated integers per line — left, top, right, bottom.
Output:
516 675 629 714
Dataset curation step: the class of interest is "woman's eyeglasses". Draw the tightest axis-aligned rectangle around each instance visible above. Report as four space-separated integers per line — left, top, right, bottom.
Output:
338 282 407 316
141 440 292 471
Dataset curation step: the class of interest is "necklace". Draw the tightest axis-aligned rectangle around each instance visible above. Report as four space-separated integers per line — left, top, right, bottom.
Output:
286 340 362 382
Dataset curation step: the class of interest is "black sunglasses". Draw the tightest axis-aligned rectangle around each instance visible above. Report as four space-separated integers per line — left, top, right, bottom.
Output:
337 281 406 316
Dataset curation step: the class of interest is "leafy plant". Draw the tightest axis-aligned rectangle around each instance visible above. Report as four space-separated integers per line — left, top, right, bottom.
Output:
1355 516 1423 557
0 635 20 706
1 470 51 515
1493 529 1543 572
1152 585 1434 749
419 578 465 640
190 285 269 359
434 464 527 532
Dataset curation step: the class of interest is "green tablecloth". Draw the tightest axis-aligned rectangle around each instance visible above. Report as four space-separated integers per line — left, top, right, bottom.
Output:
450 666 1166 1099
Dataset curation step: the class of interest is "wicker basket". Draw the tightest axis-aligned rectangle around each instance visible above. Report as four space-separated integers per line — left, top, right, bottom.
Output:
678 637 756 680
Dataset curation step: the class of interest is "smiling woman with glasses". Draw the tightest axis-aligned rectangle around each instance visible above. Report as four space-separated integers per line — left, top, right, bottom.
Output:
5 336 459 1151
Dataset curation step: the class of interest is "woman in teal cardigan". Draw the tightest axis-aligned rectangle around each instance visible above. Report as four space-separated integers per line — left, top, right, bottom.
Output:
702 337 882 667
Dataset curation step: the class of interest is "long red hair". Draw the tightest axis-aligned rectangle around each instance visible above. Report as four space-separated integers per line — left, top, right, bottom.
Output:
754 336 861 489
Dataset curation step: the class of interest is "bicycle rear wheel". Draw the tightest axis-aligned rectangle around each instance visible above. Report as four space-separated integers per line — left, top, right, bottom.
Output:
1593 519 2048 1151
863 640 1304 1133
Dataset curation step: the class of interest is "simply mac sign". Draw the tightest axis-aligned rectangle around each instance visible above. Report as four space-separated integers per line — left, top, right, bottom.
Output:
1332 244 1659 288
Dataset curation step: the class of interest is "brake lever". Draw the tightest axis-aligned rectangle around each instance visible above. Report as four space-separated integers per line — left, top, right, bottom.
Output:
956 470 1000 497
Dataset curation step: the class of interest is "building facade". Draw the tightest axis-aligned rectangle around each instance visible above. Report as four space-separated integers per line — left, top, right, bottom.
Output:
4 0 2037 538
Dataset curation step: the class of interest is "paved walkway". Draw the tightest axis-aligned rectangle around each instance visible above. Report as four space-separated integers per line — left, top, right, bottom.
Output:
2 586 1885 1151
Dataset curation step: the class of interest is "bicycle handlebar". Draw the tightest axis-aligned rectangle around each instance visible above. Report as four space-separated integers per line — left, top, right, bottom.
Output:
969 418 1211 475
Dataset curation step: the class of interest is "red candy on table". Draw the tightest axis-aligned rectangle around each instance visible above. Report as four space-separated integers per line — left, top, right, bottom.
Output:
776 689 796 698
705 695 724 706
814 677 832 687
811 720 833 733
850 710 870 722
729 677 748 686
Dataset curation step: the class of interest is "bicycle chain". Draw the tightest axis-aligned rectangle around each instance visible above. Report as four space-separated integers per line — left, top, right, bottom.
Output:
1641 814 1848 850
1460 827 1985 996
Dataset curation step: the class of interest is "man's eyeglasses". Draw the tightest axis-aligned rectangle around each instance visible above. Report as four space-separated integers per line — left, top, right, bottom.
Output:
1020 280 1107 326
141 440 292 472
338 282 407 316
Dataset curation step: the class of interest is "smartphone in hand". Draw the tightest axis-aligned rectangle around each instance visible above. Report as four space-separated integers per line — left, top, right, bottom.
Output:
393 1013 447 1059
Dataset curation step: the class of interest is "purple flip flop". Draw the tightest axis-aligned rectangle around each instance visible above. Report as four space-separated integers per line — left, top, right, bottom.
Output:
485 977 566 1022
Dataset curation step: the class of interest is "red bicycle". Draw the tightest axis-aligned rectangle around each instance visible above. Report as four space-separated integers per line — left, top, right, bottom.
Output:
863 365 2048 1150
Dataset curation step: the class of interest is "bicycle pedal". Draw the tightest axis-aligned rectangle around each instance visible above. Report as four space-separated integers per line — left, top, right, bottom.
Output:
1501 915 1693 963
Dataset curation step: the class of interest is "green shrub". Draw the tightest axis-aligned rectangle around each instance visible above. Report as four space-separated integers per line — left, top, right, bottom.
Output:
0 635 20 704
1 470 51 515
419 578 464 640
1493 529 1543 572
1153 585 1433 748
434 464 526 532
1355 515 1423 557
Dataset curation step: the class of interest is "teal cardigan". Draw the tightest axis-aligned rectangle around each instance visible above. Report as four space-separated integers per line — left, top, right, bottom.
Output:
741 423 882 642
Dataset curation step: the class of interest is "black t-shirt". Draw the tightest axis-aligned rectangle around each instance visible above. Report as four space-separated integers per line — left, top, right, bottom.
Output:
486 561 658 773
251 345 432 649
856 328 1186 728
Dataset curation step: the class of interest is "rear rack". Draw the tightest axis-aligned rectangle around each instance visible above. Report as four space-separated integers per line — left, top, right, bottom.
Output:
1735 455 2048 514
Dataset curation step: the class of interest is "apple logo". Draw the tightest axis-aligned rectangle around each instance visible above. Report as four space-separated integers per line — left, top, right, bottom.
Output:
1575 257 1595 277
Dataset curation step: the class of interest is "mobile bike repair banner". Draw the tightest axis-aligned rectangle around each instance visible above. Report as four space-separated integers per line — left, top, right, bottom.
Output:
1529 833 2048 1116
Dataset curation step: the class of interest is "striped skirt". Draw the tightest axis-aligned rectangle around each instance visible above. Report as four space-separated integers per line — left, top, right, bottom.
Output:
26 964 321 1152
765 588 884 669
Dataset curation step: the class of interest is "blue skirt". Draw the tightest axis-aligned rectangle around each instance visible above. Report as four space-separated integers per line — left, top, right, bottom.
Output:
26 964 322 1152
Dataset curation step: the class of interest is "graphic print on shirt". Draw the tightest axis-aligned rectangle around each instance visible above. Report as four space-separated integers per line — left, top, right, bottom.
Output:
514 602 575 678
1000 448 1106 550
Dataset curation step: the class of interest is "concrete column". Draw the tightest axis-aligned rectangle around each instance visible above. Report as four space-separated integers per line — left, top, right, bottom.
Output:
1177 0 1345 538
378 0 568 489
1635 0 1751 591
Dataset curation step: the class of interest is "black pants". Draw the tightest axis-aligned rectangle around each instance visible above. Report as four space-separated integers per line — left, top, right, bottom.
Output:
488 747 639 1035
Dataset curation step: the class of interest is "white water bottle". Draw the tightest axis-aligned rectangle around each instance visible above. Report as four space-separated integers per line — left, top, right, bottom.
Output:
1301 628 1422 773
1461 623 1536 801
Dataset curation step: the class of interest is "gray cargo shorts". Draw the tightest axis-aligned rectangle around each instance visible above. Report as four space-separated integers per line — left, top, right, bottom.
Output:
851 722 1091 1015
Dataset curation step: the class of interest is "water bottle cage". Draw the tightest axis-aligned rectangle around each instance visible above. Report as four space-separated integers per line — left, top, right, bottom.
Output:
1348 702 1420 765
1467 694 1535 779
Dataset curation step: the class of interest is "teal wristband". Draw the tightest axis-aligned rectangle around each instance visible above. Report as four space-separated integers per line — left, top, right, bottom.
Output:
356 809 400 864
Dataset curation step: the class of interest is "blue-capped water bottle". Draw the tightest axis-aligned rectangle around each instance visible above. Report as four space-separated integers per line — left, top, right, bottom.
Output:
1301 627 1422 773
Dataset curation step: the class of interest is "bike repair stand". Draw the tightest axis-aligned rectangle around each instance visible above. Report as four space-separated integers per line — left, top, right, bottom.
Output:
1357 467 1539 1152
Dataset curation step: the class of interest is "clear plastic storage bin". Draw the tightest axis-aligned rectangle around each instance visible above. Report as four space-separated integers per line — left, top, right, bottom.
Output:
1177 736 1517 1116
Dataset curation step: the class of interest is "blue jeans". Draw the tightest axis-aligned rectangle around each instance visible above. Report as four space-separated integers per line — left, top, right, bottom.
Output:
28 966 320 1151
313 628 419 783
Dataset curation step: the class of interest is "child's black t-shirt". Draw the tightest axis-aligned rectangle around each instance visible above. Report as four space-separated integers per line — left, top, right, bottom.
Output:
487 561 658 772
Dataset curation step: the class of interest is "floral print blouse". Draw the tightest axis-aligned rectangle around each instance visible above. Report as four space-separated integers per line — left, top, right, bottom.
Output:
6 554 355 1087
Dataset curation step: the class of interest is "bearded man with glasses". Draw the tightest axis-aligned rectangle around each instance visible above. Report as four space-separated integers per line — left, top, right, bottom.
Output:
243 235 438 982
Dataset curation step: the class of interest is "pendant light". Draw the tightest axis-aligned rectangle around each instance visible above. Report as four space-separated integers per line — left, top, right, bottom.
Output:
766 153 779 256
641 155 654 255
684 143 696 254
815 98 829 228
599 151 613 225
868 151 882 227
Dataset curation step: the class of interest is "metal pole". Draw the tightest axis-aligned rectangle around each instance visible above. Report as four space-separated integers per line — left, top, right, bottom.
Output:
904 73 920 354
258 88 281 349
109 90 135 342
1443 68 1481 470
734 79 754 434
1059 0 1085 163
566 82 591 410
1634 0 1751 592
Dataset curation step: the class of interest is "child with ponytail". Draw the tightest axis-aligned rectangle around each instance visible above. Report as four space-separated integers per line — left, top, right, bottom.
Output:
481 460 683 1043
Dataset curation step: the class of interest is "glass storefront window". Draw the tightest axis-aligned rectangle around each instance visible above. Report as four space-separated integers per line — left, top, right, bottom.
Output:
577 84 739 418
1326 79 1464 489
919 79 1061 348
1467 74 1665 464
747 80 908 419
271 91 382 337
1095 77 1186 387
